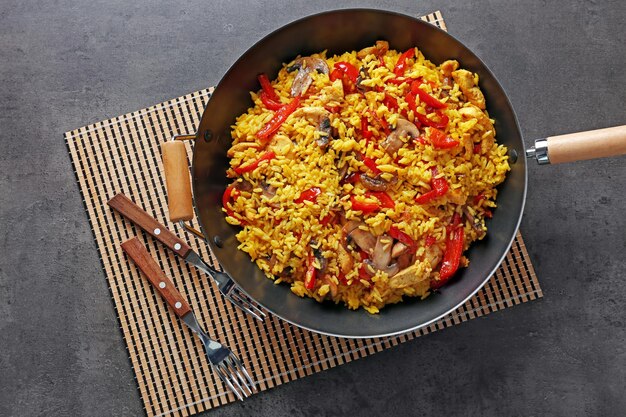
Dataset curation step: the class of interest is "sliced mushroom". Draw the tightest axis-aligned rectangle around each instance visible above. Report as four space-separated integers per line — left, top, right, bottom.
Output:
312 245 328 275
381 263 400 278
287 57 330 97
463 206 486 235
234 179 253 192
356 67 371 93
361 174 391 192
316 116 332 149
391 241 411 259
342 220 362 236
295 106 333 149
372 234 393 271
261 182 276 198
345 223 376 255
382 119 420 155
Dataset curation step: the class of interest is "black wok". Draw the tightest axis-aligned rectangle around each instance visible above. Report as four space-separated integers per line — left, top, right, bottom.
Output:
169 9 626 338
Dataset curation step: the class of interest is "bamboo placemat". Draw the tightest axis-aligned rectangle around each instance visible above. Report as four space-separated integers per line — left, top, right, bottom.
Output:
64 11 542 417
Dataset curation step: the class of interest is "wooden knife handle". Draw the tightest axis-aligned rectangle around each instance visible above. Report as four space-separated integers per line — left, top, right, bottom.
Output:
547 125 626 164
108 193 191 258
161 141 195 222
121 237 192 318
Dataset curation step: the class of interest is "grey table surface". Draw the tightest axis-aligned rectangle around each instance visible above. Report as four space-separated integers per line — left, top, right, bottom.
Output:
2 0 625 416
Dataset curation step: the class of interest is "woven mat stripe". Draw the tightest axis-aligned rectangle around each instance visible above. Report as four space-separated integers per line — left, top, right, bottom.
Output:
64 10 542 417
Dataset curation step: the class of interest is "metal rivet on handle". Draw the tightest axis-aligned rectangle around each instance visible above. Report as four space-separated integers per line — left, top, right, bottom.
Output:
174 243 181 250
213 236 223 248
509 149 518 164
154 228 161 235
203 130 213 142
175 302 182 309
159 282 166 289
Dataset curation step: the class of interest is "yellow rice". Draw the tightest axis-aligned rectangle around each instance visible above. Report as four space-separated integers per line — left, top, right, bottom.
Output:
224 43 509 314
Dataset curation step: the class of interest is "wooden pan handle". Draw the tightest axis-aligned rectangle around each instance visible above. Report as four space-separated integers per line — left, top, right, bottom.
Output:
121 237 192 318
161 141 194 222
547 125 626 164
107 193 192 258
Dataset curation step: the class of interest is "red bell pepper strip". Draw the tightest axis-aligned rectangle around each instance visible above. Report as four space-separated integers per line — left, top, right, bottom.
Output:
473 143 482 154
320 213 334 226
256 96 301 142
378 54 386 68
414 189 438 204
365 191 395 209
330 61 359 93
415 173 449 204
410 80 447 109
386 77 412 85
222 185 246 225
361 116 373 140
358 249 370 261
358 264 373 281
415 110 449 129
258 73 280 101
350 195 380 214
432 176 449 196
295 187 321 204
361 155 381 175
382 94 399 111
473 192 485 205
393 49 415 77
424 235 437 247
429 127 459 149
484 209 493 218
434 222 465 286
304 251 317 289
233 151 275 175
389 225 415 249
405 91 417 114
369 111 390 135
259 91 283 110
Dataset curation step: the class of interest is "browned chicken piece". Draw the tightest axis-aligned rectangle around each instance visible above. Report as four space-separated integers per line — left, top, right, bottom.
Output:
452 69 486 109
420 244 443 270
459 104 496 153
388 262 431 295
446 187 467 206
357 40 389 59
440 60 459 77
337 243 354 275
227 141 260 157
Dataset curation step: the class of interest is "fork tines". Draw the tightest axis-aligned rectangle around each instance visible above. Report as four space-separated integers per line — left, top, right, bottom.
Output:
227 289 266 322
215 354 257 401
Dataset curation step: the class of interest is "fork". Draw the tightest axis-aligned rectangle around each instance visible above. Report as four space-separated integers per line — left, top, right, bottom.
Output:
108 193 266 321
121 237 256 400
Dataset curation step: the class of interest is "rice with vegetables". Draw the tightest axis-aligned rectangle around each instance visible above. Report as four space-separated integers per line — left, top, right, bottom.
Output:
223 41 509 314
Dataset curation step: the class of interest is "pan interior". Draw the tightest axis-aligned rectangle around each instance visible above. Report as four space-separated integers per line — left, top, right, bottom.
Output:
192 9 526 338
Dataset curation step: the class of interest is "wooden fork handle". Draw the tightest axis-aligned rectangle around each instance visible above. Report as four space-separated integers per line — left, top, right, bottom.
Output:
121 237 192 318
108 193 191 258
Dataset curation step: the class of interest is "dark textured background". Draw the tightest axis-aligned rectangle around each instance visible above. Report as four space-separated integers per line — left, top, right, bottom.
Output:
1 1 625 416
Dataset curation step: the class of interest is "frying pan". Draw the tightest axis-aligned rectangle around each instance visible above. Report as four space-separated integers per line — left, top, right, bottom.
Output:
161 9 626 338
